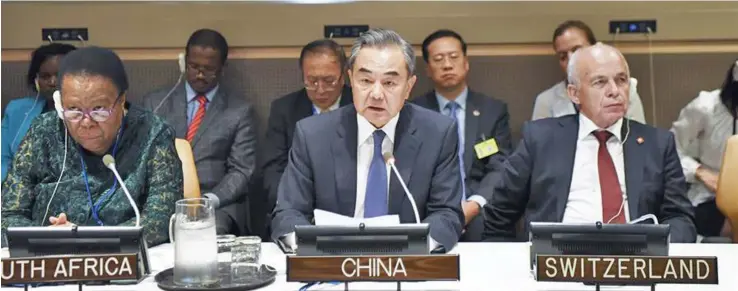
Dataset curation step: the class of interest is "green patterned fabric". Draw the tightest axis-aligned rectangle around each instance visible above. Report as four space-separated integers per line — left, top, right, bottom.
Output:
2 104 183 247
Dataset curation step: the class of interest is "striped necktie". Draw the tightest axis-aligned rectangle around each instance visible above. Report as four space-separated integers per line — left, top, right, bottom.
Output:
186 95 208 142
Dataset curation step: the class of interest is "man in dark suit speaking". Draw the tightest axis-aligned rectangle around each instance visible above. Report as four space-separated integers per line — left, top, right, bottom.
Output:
271 28 465 250
483 43 696 243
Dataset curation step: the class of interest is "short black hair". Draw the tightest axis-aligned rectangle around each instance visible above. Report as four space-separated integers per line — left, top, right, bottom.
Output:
58 46 128 95
27 43 77 91
421 29 467 63
720 59 738 119
552 20 598 46
299 39 347 71
186 29 229 65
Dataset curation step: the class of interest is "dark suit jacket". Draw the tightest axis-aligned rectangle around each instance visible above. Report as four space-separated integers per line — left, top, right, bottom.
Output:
412 90 513 205
271 104 465 250
142 83 257 235
262 86 353 212
483 115 697 243
412 90 512 241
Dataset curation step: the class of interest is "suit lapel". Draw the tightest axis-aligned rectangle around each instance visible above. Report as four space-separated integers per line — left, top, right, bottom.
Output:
334 108 358 217
388 106 420 216
554 116 579 221
191 88 226 148
464 92 480 173
424 92 441 112
295 89 314 121
168 84 189 138
622 119 644 220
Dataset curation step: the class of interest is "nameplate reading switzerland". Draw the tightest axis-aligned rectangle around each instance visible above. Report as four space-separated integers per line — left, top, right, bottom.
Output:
536 255 718 285
1 253 138 284
287 255 460 282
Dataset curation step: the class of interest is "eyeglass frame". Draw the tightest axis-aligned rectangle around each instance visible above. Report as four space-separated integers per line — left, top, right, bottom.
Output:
61 93 125 123
303 76 342 91
186 62 220 79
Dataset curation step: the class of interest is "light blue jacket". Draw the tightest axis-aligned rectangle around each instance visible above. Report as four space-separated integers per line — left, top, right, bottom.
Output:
2 97 47 181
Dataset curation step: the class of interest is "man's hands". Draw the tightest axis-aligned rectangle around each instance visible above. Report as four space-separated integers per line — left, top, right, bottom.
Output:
48 213 76 227
462 200 481 226
696 166 719 193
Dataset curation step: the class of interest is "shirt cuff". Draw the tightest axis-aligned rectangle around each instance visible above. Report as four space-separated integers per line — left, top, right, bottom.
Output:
429 236 441 251
278 232 298 253
467 195 487 208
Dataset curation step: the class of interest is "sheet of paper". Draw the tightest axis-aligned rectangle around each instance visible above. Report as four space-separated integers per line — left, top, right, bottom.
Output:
313 209 400 226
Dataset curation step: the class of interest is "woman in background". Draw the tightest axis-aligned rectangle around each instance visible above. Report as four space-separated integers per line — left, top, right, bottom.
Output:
671 59 738 240
1 43 76 181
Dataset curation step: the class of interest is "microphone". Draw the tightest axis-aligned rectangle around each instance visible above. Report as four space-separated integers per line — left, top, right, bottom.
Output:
103 154 141 227
202 192 220 209
383 152 420 224
153 53 186 114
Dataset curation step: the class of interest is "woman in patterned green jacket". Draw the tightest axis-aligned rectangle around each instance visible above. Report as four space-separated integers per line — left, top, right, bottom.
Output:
2 47 183 247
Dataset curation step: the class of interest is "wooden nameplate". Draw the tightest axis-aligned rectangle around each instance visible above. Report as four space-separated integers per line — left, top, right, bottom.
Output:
535 254 718 289
287 254 460 282
1 253 139 286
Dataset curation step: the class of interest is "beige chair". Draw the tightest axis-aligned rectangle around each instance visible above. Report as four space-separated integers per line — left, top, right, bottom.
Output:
174 138 201 199
716 135 738 243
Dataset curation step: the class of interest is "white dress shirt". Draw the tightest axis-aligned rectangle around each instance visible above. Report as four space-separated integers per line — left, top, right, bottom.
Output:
562 115 631 223
354 113 398 218
532 78 646 124
671 89 738 206
311 94 342 115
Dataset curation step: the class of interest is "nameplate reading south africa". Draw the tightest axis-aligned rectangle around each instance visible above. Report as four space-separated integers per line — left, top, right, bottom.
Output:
287 254 459 282
1 253 138 284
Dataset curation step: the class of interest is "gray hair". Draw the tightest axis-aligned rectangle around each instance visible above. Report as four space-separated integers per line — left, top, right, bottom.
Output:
567 42 630 85
347 28 416 76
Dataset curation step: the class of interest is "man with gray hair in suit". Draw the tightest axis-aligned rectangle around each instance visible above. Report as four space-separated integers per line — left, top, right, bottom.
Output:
272 28 465 251
143 29 257 236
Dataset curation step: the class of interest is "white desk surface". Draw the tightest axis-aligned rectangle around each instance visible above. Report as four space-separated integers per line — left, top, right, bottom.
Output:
3 243 736 291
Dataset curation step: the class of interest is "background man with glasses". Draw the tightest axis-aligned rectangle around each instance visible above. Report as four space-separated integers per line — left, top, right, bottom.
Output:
143 28 257 236
261 39 353 221
2 46 182 247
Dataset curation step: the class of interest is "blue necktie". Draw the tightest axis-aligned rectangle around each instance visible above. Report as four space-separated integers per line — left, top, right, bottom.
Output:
364 130 388 218
446 102 467 200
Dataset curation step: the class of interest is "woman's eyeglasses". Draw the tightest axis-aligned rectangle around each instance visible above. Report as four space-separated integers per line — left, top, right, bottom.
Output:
62 95 123 123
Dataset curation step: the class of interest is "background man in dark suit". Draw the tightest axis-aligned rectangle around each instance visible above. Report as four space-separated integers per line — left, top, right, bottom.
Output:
262 39 353 216
484 43 696 243
143 29 257 235
413 29 512 241
271 28 464 251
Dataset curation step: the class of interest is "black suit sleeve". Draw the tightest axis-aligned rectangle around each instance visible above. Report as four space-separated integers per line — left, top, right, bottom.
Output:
660 132 697 243
261 100 290 212
483 122 534 241
211 104 257 207
426 119 465 249
475 103 513 203
270 121 314 239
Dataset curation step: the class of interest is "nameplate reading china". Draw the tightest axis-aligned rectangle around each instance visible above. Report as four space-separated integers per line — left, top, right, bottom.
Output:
1 253 138 284
286 255 459 282
536 255 718 284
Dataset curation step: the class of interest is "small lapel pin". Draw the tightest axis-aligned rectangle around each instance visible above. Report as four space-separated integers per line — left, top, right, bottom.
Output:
473 110 480 116
637 137 644 144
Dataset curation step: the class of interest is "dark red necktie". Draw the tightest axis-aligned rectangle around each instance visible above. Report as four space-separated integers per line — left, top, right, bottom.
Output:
593 131 626 224
186 95 207 142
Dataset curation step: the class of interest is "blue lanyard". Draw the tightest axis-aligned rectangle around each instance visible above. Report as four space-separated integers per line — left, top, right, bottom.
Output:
79 124 124 226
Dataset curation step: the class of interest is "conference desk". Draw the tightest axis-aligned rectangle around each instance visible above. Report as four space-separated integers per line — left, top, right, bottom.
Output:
3 243 736 291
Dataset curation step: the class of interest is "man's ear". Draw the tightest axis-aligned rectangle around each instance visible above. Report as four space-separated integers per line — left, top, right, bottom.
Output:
567 83 580 104
405 75 418 100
